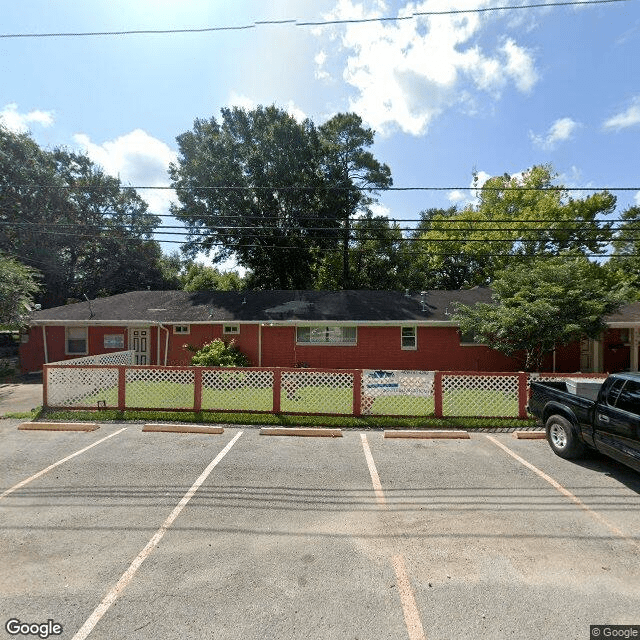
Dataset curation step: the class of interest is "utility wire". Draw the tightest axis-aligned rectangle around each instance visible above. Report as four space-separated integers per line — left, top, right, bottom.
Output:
0 0 628 39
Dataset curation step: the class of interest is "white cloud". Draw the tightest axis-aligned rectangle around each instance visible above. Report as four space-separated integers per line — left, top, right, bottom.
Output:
322 0 540 135
0 103 54 133
227 92 307 122
314 50 332 80
448 190 466 203
530 117 580 150
73 129 177 215
635 191 640 207
603 96 640 131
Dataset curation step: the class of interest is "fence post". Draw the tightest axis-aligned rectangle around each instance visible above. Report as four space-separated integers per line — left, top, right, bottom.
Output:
194 367 202 412
518 372 529 419
42 365 49 408
434 371 443 418
273 368 281 414
353 370 362 417
118 366 126 411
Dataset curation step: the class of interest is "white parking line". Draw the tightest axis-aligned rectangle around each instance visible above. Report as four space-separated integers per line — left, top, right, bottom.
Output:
0 428 127 501
361 434 427 640
71 430 243 640
486 435 639 550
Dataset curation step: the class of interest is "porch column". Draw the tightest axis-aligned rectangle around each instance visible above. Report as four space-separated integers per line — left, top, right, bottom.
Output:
631 327 639 372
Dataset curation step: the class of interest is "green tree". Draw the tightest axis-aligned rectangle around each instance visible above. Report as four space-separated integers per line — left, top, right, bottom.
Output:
452 256 628 371
182 262 245 291
318 113 393 288
0 252 40 327
169 106 341 289
0 126 179 306
606 206 640 297
415 166 615 288
315 214 414 289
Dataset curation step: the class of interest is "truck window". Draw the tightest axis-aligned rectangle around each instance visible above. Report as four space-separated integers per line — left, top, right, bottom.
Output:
615 381 640 416
606 379 626 407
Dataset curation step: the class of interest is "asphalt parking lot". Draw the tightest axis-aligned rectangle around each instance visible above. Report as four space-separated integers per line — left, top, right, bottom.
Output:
1 419 639 640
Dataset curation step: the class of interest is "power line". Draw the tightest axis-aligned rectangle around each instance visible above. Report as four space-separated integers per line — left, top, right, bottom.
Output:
0 0 628 39
10 183 638 192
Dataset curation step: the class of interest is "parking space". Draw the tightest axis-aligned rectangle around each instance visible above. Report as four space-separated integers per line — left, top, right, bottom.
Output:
1 423 639 639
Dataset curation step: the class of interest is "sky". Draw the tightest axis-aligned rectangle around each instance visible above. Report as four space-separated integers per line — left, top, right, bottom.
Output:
1 0 639 270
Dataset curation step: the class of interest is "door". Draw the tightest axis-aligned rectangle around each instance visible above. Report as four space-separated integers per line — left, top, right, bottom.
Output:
129 327 150 365
594 378 640 471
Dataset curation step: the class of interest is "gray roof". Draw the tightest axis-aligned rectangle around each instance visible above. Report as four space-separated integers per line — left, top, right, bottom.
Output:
29 288 496 325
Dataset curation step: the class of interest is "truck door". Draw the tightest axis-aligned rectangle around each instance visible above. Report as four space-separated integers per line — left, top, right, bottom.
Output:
594 378 640 471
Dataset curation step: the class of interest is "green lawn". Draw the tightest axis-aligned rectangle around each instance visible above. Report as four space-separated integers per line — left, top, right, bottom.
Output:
56 378 520 417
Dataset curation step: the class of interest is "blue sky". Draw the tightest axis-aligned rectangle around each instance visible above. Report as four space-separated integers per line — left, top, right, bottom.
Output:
1 0 639 269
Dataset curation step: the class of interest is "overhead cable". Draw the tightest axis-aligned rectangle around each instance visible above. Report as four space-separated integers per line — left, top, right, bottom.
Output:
0 0 628 39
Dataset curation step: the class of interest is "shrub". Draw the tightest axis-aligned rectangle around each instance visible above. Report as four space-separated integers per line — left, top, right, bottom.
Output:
188 339 251 367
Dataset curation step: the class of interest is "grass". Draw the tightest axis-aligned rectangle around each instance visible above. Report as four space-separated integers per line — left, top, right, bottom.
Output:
2 406 44 420
37 406 536 430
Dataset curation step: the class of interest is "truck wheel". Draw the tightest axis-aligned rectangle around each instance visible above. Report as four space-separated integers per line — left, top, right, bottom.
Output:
545 415 585 459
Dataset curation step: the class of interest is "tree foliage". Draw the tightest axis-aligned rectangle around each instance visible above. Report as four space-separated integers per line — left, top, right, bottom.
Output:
169 107 392 290
181 263 245 292
415 166 616 289
0 126 180 307
605 206 640 297
0 252 40 327
318 113 393 287
452 256 628 371
170 106 340 290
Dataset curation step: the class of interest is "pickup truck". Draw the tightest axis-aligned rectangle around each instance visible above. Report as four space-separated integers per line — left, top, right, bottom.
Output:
528 373 640 473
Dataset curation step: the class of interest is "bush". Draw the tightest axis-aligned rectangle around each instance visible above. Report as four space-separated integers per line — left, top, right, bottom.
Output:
188 339 251 367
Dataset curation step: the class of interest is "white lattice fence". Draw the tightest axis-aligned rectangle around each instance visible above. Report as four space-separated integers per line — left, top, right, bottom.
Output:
361 370 435 416
442 373 519 417
47 366 119 407
125 368 195 409
51 350 135 366
280 370 354 414
202 369 274 412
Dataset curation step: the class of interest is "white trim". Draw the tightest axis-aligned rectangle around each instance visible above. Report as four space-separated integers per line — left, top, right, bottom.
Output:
173 325 190 335
30 319 462 327
400 326 417 351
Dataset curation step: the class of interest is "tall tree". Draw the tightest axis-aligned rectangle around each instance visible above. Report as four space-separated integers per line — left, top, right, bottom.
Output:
169 106 341 289
0 252 40 327
452 256 628 371
181 262 245 291
606 206 640 297
415 166 615 288
0 126 178 306
315 214 413 290
318 113 393 288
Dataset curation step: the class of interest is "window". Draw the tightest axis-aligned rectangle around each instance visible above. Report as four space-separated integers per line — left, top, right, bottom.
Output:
103 334 124 349
173 325 190 335
223 325 240 335
606 379 626 407
459 329 482 345
296 326 357 345
615 381 640 416
66 326 87 355
401 326 417 350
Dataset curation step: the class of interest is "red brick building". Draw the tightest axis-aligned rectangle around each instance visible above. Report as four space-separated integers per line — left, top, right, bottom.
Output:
19 289 640 373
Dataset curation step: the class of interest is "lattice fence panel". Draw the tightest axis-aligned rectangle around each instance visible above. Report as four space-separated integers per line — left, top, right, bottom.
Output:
442 374 519 417
361 370 435 416
527 373 608 390
280 371 354 415
47 367 119 407
125 368 195 409
202 369 274 412
52 350 135 366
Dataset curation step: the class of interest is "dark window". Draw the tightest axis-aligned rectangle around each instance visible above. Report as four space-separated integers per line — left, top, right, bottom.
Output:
615 381 640 416
606 379 626 407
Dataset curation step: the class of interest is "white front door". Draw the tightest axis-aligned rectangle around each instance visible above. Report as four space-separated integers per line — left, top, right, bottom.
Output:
129 327 150 365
